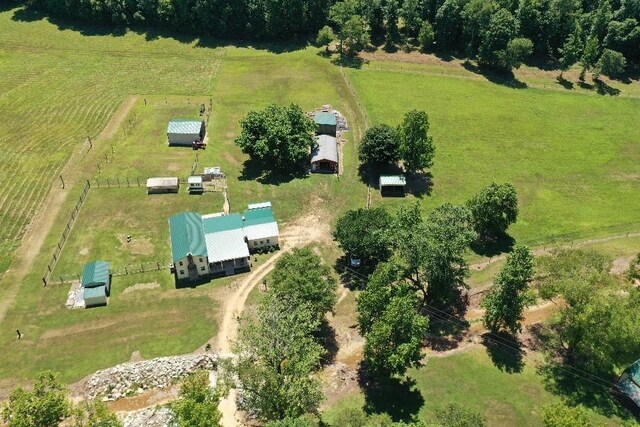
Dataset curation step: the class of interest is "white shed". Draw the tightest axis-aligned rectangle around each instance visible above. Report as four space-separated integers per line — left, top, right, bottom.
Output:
188 176 203 193
167 120 205 146
379 175 407 196
147 177 179 194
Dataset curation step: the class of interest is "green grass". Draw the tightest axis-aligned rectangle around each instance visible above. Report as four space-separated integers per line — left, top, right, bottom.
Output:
348 64 640 247
322 348 625 426
0 7 222 272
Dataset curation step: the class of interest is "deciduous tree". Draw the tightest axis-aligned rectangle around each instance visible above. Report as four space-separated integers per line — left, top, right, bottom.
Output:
482 245 535 334
434 403 487 427
333 207 394 268
540 401 594 427
358 124 401 169
235 104 316 174
467 182 518 242
418 21 436 52
596 48 627 78
316 25 335 53
172 371 222 427
397 110 435 173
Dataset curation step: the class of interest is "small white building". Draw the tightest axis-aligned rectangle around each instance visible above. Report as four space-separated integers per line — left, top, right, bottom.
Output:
202 167 224 181
167 120 205 146
311 135 338 173
188 176 204 194
379 175 407 196
147 177 179 194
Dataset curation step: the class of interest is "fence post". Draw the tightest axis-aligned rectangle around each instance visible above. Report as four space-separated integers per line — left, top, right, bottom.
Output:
127 177 130 187
107 178 110 188
137 177 140 187
117 177 120 187
42 277 47 287
60 276 63 285
125 266 128 275
141 263 144 272
157 262 160 270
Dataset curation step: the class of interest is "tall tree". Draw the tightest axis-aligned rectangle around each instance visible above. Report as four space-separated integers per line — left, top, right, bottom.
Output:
330 0 371 54
333 207 394 268
2 371 70 427
435 0 467 50
467 182 518 242
270 247 337 322
558 22 585 78
172 371 222 427
316 25 336 53
401 0 424 37
235 296 324 420
384 0 401 45
462 0 500 55
478 8 532 70
235 104 317 174
482 245 535 334
579 35 601 79
398 109 436 173
358 124 401 170
596 48 627 78
418 21 436 52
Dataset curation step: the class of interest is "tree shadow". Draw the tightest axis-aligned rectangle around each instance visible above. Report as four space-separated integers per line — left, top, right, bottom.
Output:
555 75 574 90
174 274 214 289
424 293 469 352
238 158 308 185
331 54 368 69
481 331 525 374
523 54 559 72
462 60 528 89
470 232 515 257
334 255 376 290
405 171 433 198
316 320 338 367
594 79 621 96
537 361 638 422
357 367 425 423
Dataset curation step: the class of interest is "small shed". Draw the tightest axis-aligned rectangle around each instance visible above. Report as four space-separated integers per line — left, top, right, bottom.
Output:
84 286 107 308
248 201 272 210
167 120 205 146
311 135 338 173
147 177 179 194
379 175 407 197
315 112 337 136
617 359 640 408
81 261 111 295
202 167 224 181
188 176 204 194
243 205 280 251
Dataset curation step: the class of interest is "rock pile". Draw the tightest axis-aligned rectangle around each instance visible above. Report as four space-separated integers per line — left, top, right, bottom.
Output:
120 406 175 427
85 354 218 400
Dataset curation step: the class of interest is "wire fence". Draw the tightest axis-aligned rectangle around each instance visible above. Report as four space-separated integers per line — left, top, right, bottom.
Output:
52 259 172 285
42 180 91 286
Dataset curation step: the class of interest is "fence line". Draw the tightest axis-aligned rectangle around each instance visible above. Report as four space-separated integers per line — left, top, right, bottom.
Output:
43 180 91 286
52 260 172 285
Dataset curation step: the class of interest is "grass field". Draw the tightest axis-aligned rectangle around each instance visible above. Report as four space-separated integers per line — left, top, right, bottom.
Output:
351 64 640 247
0 7 222 273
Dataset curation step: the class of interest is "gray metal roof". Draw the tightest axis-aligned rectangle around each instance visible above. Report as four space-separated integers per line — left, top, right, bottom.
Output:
244 222 279 241
188 176 203 184
205 229 250 263
247 201 272 210
379 175 407 187
311 135 338 164
147 177 179 188
167 120 203 135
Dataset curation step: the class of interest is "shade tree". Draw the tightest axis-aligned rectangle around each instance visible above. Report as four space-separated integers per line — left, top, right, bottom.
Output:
467 182 518 242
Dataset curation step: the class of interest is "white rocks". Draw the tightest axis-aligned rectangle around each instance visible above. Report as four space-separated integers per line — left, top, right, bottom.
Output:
120 406 176 427
85 354 218 400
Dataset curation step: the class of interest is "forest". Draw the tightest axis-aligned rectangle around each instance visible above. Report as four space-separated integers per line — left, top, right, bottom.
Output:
25 0 640 73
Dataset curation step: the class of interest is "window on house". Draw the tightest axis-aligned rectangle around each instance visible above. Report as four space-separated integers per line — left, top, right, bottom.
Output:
179 270 184 275
260 241 264 245
201 266 205 271
266 239 270 243
199 257 203 262
179 261 183 266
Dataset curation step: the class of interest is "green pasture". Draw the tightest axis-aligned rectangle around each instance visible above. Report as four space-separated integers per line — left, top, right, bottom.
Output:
322 348 626 426
350 65 640 247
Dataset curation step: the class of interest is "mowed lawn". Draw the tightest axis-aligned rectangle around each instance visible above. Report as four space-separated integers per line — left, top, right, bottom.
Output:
349 65 640 246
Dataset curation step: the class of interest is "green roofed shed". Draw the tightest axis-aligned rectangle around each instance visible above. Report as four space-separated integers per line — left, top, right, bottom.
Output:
82 261 111 294
315 112 337 136
84 285 107 308
617 359 640 407
169 212 207 262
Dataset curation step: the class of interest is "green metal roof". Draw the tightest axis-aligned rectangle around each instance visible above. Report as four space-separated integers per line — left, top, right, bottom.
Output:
618 359 640 406
244 207 276 227
81 261 110 288
169 212 207 262
315 112 337 126
83 285 107 299
202 214 244 234
167 120 203 135
379 175 407 187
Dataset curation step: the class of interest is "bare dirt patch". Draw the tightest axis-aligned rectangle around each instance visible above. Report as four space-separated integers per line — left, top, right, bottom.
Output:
223 151 241 167
79 247 89 256
122 282 161 295
611 256 633 275
117 234 154 256
165 163 182 172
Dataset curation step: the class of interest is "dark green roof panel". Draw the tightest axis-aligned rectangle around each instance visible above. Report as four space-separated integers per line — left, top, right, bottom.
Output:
315 112 337 126
83 285 107 299
169 212 207 262
244 207 276 227
82 261 111 288
202 214 244 234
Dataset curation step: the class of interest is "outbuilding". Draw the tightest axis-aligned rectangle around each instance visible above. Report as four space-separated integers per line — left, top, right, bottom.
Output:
167 120 205 146
617 359 640 409
147 177 179 194
315 112 337 136
243 205 279 251
379 175 407 196
202 167 224 181
188 176 204 194
81 260 111 308
311 135 338 173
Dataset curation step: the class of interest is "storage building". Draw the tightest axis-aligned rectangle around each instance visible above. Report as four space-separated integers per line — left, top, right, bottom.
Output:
188 176 204 194
311 135 338 173
84 286 107 308
202 167 224 181
167 120 205 146
315 112 337 136
81 260 111 308
147 177 179 194
379 175 407 196
169 212 209 281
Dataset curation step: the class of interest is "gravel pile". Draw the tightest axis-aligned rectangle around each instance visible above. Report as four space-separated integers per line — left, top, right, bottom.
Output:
120 406 175 427
85 354 218 400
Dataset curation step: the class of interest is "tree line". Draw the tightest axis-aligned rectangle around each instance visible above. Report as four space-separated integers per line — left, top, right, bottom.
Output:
27 0 640 74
